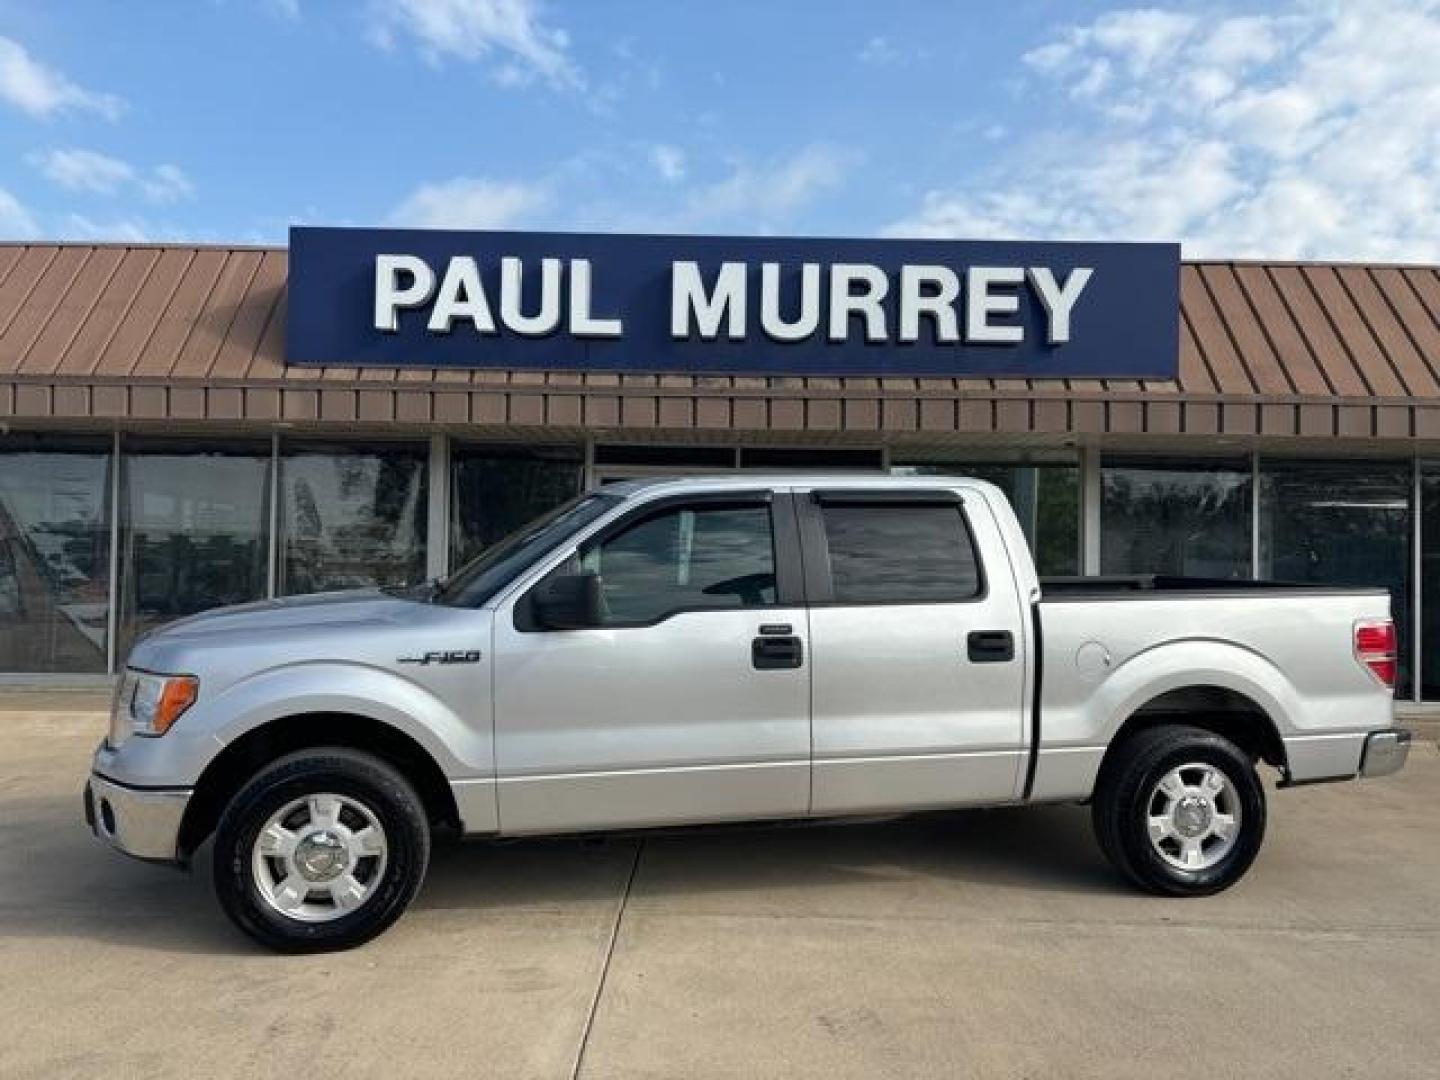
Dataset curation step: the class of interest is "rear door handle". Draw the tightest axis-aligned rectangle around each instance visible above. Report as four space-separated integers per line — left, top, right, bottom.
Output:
967 630 1015 663
752 635 803 670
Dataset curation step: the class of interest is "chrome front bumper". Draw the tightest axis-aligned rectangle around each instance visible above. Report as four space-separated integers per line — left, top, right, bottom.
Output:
84 773 192 863
1359 729 1412 779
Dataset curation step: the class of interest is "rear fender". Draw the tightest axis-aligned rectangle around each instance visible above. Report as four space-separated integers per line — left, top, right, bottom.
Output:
1030 639 1298 801
1089 639 1300 746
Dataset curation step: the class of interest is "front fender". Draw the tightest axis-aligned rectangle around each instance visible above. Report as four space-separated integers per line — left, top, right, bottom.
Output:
202 661 489 778
97 661 491 790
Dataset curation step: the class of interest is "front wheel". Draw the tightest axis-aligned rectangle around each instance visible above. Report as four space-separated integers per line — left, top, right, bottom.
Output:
1092 724 1266 896
213 748 430 952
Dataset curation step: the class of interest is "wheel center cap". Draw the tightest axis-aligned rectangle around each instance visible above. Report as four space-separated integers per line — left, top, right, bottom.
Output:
295 830 349 881
1174 797 1212 838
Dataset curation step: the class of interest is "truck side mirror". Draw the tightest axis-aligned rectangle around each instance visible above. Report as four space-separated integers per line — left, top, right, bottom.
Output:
531 572 604 630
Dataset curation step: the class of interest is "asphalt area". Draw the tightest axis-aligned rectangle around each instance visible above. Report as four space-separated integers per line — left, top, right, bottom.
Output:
3 715 1436 1080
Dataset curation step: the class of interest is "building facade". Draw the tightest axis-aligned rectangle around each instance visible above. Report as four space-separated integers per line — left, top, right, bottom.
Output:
2 239 1440 704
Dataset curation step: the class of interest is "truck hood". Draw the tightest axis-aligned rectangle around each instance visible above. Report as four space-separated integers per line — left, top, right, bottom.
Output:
149 589 416 641
124 589 492 701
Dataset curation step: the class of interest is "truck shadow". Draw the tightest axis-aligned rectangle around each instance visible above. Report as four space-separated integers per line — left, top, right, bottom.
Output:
418 800 1123 916
5 796 1120 955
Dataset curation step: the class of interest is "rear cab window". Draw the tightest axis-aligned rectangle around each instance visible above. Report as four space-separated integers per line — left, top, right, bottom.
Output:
811 494 984 604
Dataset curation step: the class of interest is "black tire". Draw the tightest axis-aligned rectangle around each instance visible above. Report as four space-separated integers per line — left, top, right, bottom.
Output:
213 747 430 953
1092 724 1266 897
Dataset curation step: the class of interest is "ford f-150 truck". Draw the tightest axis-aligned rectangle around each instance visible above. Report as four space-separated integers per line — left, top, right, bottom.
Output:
86 475 1412 951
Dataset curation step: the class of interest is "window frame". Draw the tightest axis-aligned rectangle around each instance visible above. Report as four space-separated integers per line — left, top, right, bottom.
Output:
515 489 805 631
796 489 990 607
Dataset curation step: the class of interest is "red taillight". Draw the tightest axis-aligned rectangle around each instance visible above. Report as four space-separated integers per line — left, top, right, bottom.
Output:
1355 619 1397 688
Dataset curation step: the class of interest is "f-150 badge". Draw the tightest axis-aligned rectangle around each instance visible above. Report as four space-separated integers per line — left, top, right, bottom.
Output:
397 650 482 665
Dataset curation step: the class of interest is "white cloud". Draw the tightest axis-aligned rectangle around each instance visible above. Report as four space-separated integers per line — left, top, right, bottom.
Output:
60 214 154 243
0 188 38 237
28 148 132 194
0 36 122 120
56 214 194 243
894 0 1440 261
389 176 549 229
858 36 900 65
368 0 580 89
649 144 686 182
142 164 195 204
685 144 854 226
28 149 196 204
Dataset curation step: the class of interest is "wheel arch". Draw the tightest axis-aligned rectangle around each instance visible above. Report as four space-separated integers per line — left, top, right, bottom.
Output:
1100 685 1289 783
178 712 461 860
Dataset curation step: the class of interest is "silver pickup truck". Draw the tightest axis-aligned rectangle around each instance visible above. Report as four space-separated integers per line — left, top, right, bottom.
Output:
86 475 1411 952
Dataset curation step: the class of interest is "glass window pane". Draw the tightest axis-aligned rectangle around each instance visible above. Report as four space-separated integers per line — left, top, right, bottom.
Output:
741 446 882 470
581 505 776 624
118 443 271 657
1263 459 1411 696
595 444 734 467
890 463 1078 575
0 437 112 673
822 505 980 603
450 444 582 570
1421 465 1440 700
1101 458 1251 578
280 442 427 595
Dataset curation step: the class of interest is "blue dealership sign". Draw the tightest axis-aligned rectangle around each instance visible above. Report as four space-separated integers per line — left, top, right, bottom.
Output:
286 226 1179 379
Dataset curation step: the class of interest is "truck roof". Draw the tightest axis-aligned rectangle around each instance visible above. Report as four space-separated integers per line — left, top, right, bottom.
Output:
601 472 1002 499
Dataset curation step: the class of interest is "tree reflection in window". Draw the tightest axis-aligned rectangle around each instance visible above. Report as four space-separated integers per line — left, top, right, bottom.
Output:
279 443 428 595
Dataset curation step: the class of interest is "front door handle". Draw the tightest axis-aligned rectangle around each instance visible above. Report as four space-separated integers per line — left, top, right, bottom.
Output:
753 635 803 670
967 630 1015 663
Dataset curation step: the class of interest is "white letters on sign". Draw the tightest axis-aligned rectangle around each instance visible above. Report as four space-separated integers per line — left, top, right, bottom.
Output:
374 255 436 332
671 261 746 340
374 255 1094 348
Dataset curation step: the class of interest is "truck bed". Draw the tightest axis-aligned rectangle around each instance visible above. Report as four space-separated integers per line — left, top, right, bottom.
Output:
1027 581 1394 801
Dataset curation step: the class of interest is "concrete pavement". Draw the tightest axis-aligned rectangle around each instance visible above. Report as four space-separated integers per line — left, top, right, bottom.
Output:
2 720 1436 1079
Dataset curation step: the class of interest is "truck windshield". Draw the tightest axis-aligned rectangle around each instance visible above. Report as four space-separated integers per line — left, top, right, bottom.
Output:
434 491 620 608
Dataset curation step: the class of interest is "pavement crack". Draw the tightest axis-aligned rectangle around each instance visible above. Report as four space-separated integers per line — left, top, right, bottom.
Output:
569 839 643 1080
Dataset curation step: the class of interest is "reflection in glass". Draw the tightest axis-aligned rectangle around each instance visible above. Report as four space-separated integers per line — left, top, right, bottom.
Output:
1262 459 1411 696
1102 458 1251 578
578 505 776 623
450 444 582 570
280 442 427 595
891 463 1078 575
1420 466 1440 700
822 506 980 603
118 443 271 656
0 438 111 672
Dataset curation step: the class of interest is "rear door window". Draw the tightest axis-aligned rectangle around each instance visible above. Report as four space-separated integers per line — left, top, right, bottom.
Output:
820 504 982 603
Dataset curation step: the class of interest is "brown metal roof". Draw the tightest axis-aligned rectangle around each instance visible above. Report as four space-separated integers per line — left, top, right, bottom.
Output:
3 241 1440 442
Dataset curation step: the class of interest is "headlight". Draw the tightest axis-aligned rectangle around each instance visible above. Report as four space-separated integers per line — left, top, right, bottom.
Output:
124 671 199 738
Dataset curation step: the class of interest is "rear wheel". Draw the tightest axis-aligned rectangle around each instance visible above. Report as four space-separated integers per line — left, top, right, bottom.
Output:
1093 724 1266 896
213 748 430 952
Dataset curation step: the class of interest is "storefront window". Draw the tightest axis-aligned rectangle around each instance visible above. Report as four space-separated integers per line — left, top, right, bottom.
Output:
279 441 427 595
450 443 582 570
1261 459 1411 695
0 437 112 673
892 463 1079 576
1421 464 1440 700
117 442 271 657
1102 458 1251 579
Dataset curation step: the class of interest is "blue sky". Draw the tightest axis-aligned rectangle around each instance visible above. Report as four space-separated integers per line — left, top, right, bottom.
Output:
1 0 1438 260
